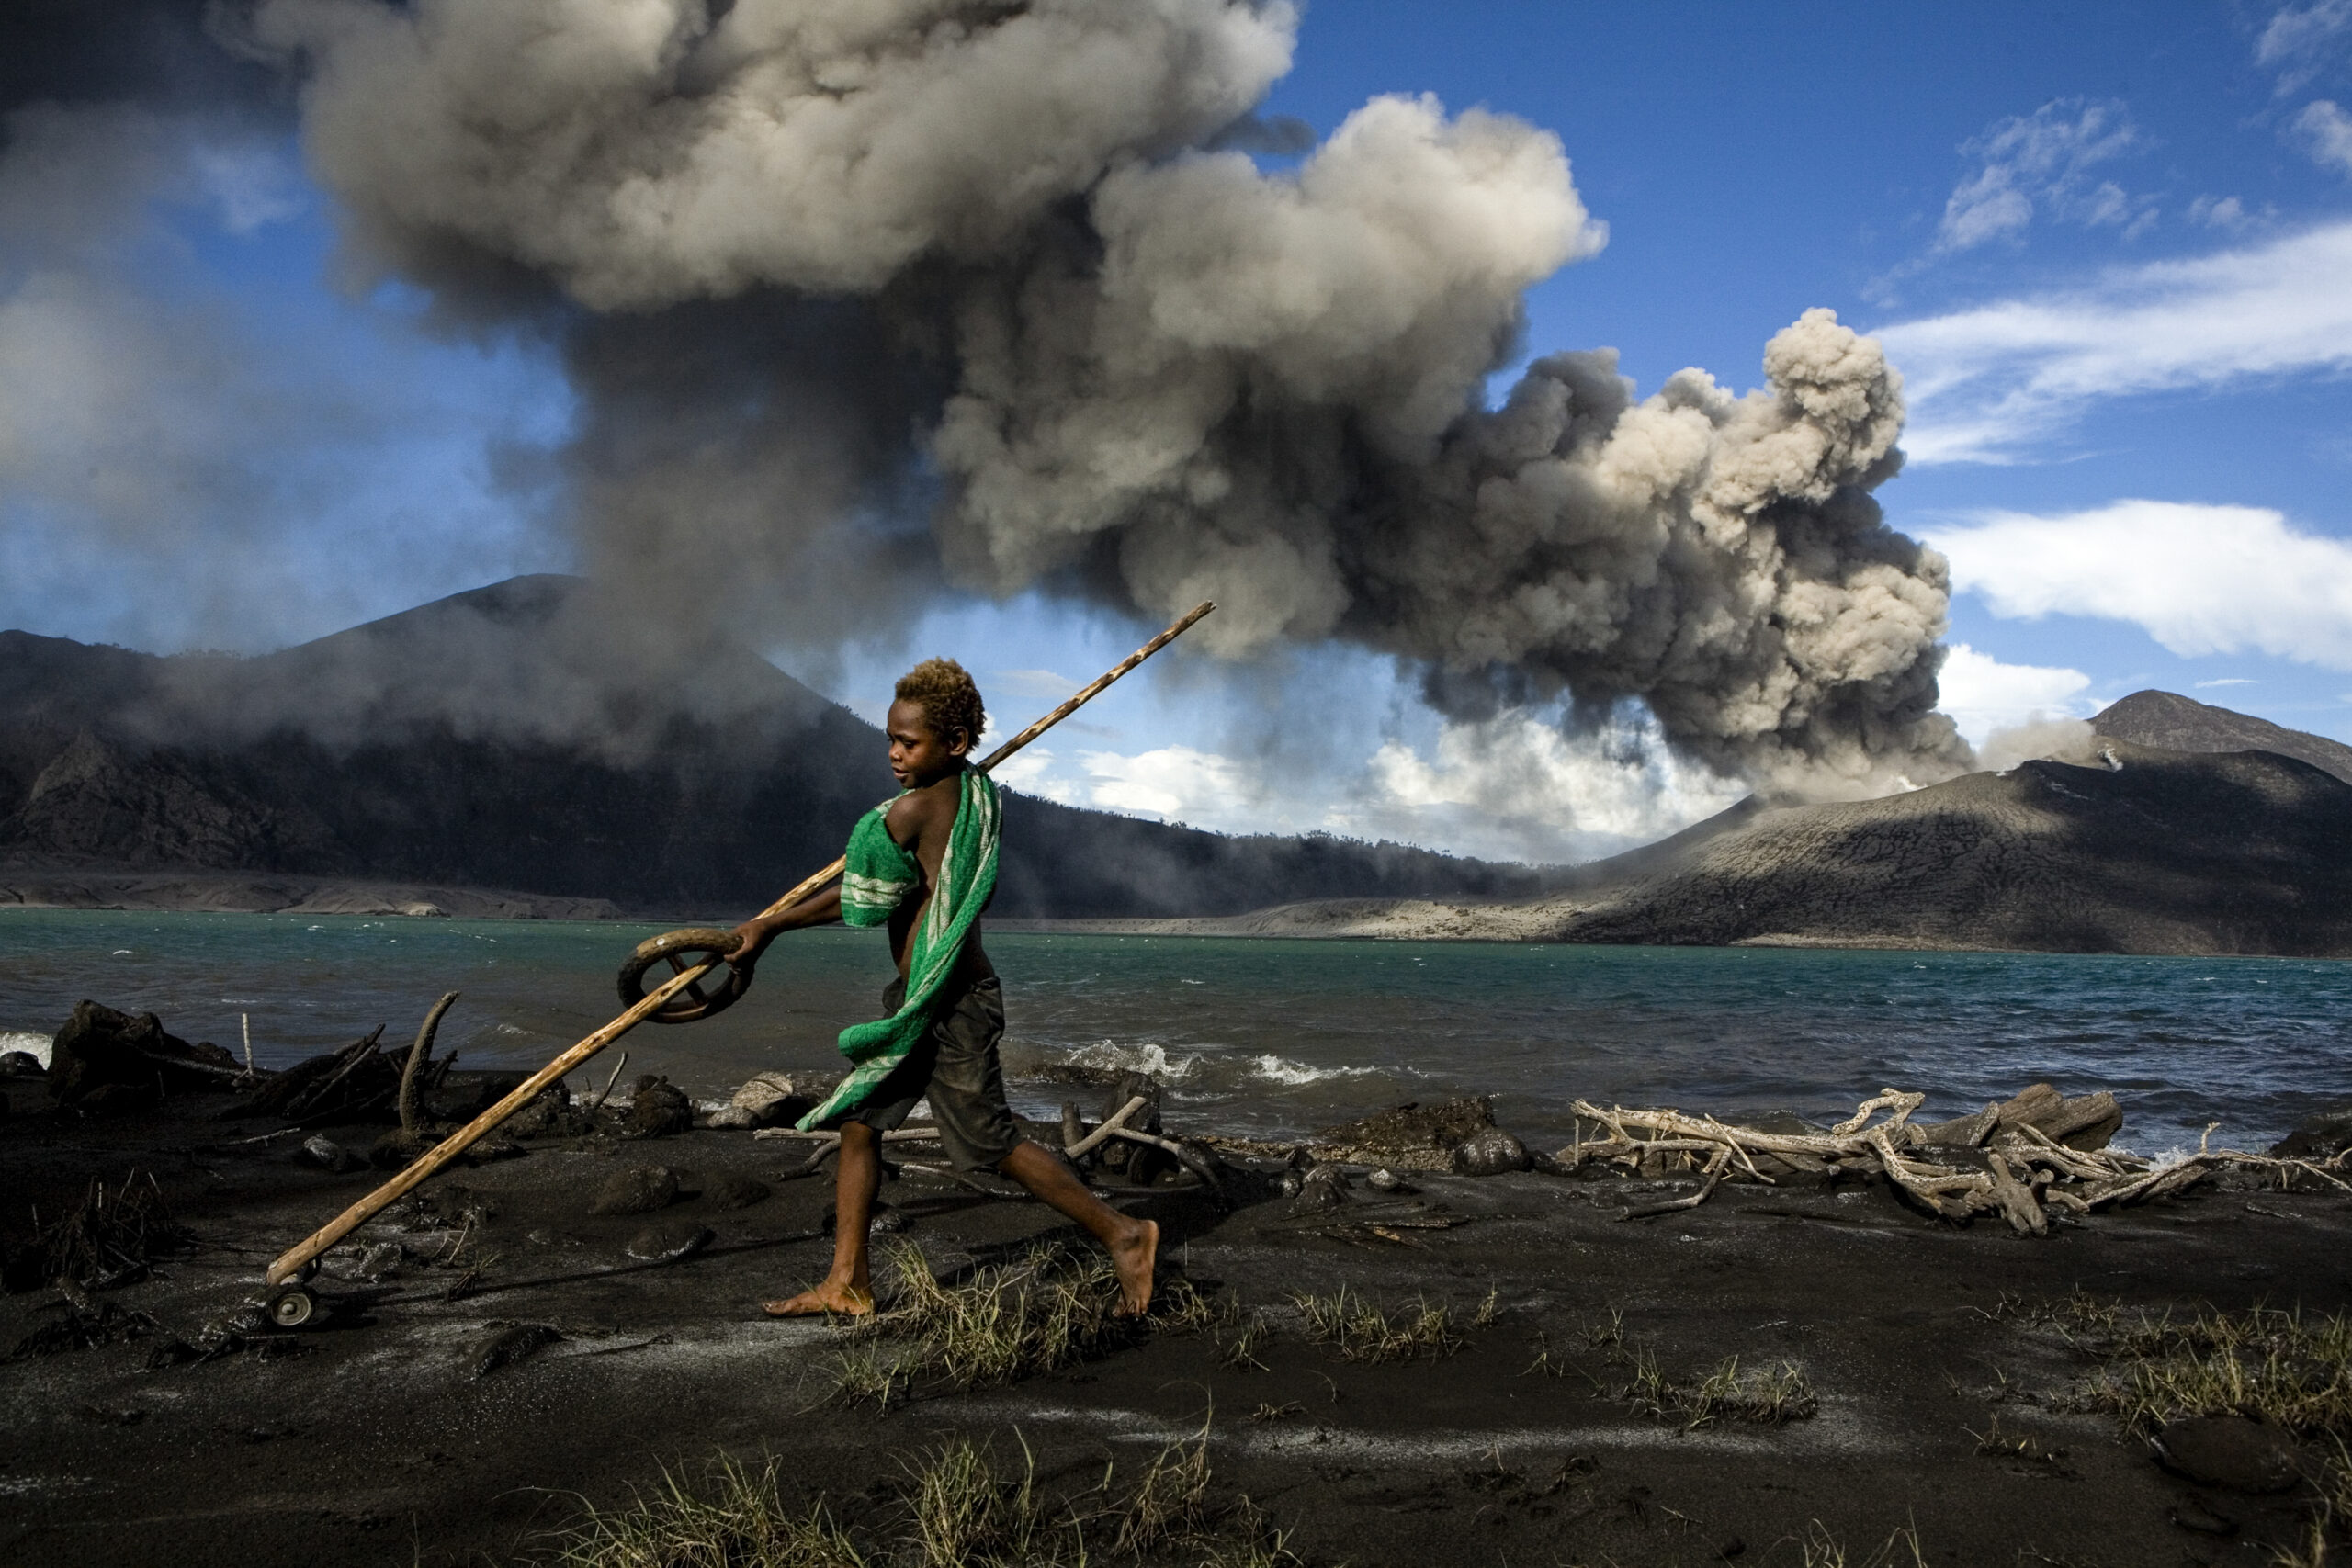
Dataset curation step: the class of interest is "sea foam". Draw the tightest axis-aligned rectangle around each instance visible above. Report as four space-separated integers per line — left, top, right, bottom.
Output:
0 1031 52 1067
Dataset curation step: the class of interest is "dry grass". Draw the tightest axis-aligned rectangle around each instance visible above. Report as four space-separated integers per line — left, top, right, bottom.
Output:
1626 1348 1817 1428
533 1436 1295 1568
830 1243 1131 1403
1793 1519 1931 1568
2063 1300 2352 1438
1288 1284 1463 1363
37 1171 189 1289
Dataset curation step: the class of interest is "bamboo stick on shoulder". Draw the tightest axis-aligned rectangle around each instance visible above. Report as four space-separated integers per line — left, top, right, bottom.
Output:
266 603 1214 1286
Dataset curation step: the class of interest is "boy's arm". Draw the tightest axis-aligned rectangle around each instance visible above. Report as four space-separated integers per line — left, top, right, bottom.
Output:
728 883 842 971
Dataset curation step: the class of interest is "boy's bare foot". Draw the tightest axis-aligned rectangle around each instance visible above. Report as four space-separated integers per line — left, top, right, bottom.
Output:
1110 1219 1159 1317
761 1281 874 1318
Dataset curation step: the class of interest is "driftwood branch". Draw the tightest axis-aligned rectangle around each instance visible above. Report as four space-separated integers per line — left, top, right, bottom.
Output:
1555 1085 2319 1238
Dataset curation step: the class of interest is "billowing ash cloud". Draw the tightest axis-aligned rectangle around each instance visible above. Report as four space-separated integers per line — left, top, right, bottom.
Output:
245 0 1968 792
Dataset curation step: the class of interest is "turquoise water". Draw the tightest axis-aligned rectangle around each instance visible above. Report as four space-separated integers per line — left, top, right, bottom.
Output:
4 908 2347 1154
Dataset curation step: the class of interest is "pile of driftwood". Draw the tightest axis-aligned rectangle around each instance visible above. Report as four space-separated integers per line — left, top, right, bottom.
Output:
1565 1082 2349 1235
753 1070 1230 1204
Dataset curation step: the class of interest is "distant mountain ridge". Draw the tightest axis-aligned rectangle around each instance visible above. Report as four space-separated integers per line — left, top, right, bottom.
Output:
1099 697 2352 958
2093 689 2352 785
0 577 1554 919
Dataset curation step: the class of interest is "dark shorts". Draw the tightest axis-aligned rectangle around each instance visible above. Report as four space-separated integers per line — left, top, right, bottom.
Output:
847 944 1020 1173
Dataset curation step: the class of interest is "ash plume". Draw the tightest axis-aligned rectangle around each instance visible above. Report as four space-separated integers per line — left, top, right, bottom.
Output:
243 0 1969 793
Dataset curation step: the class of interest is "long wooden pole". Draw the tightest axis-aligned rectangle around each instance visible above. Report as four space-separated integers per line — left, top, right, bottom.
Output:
266 601 1215 1285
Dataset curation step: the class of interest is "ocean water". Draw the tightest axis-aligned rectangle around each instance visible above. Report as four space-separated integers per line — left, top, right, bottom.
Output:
3 909 2347 1156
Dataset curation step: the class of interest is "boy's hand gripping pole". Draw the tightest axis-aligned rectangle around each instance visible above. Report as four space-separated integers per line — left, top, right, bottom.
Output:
265 602 1214 1287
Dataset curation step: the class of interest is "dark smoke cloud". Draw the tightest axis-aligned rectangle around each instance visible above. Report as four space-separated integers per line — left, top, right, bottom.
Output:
239 0 1966 794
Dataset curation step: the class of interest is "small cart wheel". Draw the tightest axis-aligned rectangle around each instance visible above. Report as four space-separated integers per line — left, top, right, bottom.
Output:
616 927 751 1024
267 1284 317 1329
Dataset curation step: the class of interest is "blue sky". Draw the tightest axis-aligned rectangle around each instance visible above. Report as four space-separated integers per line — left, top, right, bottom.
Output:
4 1 2349 864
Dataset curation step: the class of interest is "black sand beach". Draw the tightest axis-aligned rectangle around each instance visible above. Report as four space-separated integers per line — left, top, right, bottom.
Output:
6 1067 2351 1568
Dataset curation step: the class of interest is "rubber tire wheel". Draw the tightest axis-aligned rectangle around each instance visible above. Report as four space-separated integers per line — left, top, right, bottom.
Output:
268 1285 316 1329
616 927 751 1024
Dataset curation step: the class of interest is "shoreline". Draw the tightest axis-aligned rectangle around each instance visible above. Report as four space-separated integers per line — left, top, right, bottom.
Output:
4 1074 2349 1566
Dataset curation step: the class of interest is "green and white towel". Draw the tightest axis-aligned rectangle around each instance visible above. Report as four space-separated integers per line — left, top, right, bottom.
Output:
798 768 1001 1129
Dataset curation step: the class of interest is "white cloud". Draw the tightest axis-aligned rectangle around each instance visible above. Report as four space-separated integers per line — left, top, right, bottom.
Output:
1340 710 1749 863
2294 99 2352 174
1924 500 2352 670
991 668 1082 700
2195 676 2257 688
991 706 1748 865
1878 221 2352 462
1074 745 1275 829
1936 100 2152 254
2258 2 2352 95
2187 194 2255 230
1933 643 2093 747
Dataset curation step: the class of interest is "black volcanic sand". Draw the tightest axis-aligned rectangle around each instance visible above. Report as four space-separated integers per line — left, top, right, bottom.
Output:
4 1083 2348 1568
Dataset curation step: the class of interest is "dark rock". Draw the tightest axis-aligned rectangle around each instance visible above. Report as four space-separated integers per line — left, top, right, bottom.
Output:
1453 1127 1532 1177
2269 1107 2352 1162
368 1126 440 1171
1289 1163 1351 1214
47 1001 238 1104
474 1322 562 1376
1315 1097 1496 1170
0 1050 40 1077
717 1072 799 1130
589 1165 679 1216
704 1172 771 1211
2168 1497 2238 1536
625 1222 715 1265
74 1080 159 1116
2151 1416 2301 1493
421 1070 532 1122
1365 1167 1417 1193
299 1134 366 1173
621 1075 693 1138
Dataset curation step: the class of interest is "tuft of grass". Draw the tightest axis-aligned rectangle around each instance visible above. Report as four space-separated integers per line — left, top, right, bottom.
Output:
1288 1283 1463 1363
904 1437 1053 1568
831 1242 1136 1402
533 1436 1295 1568
1217 1314 1270 1371
1968 1415 2068 1470
2063 1301 2352 1438
1626 1350 1817 1429
539 1451 870 1568
1793 1518 1931 1568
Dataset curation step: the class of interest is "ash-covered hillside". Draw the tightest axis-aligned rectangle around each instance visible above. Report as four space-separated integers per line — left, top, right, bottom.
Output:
0 578 1554 919
1142 700 2352 958
2094 689 2352 785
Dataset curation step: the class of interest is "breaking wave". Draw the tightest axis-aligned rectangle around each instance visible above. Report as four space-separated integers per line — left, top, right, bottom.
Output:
0 1031 52 1067
1022 1040 1379 1091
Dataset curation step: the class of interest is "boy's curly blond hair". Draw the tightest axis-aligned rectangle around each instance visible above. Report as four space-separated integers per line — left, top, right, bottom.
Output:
894 658 986 748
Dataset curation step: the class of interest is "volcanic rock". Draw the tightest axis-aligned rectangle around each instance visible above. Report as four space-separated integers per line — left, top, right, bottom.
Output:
299 1134 366 1173
1452 1128 1532 1178
1314 1097 1497 1170
2269 1108 2352 1162
473 1323 562 1377
589 1165 679 1216
622 1076 693 1139
0 1051 41 1077
625 1222 715 1265
704 1172 771 1210
2151 1416 2301 1493
47 1001 241 1105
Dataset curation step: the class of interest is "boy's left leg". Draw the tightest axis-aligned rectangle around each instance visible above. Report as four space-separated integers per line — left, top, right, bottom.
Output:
926 966 1161 1315
996 1142 1159 1315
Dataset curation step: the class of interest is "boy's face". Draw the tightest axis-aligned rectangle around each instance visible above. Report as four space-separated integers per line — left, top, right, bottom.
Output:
886 698 970 788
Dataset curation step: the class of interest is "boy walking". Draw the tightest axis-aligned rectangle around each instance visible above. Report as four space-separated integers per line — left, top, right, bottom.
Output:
729 659 1159 1317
